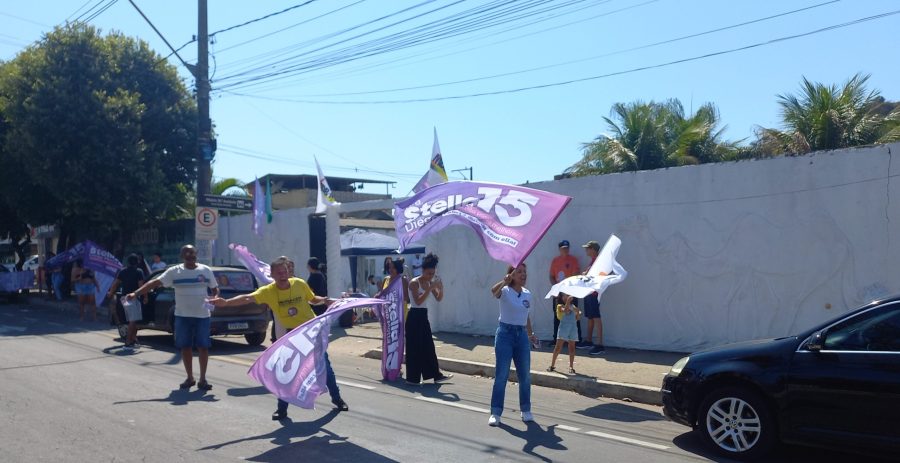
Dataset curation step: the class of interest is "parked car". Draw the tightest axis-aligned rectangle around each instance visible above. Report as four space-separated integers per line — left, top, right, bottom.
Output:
115 266 270 346
662 296 900 460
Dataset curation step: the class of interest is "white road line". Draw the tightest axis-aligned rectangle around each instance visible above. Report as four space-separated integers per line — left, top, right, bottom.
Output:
585 431 670 450
555 424 581 433
414 396 491 414
336 380 376 390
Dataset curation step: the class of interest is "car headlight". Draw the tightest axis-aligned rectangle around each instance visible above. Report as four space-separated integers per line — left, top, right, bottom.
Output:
668 356 690 376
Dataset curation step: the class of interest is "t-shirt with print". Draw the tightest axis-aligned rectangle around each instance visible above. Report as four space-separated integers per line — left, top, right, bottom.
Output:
157 264 218 318
251 277 316 330
498 286 532 326
549 254 580 283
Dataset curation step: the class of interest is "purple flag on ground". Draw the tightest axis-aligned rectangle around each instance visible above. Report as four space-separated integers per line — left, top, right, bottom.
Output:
247 297 388 409
395 181 572 267
374 276 405 381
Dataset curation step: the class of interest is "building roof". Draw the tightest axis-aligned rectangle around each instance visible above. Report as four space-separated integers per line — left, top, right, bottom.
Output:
253 174 395 193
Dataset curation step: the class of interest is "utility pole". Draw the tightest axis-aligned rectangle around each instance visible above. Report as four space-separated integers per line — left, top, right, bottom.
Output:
196 0 212 196
452 167 473 181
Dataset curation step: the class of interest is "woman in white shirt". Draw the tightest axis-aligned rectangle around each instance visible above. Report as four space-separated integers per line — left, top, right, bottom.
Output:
488 263 538 426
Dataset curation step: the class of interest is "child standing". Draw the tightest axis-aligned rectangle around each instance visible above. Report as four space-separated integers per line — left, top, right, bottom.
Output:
548 293 581 374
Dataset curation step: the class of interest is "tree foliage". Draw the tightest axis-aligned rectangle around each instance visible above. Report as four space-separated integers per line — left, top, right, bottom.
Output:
566 99 743 176
0 24 197 246
755 73 900 155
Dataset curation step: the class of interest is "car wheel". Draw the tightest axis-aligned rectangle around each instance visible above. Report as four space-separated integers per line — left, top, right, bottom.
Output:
698 387 776 460
244 332 266 346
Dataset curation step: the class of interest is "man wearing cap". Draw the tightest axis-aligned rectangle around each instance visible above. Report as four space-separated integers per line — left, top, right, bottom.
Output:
580 240 605 354
549 240 582 345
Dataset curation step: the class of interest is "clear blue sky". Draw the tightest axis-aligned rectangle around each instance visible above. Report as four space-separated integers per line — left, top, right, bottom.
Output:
3 0 899 195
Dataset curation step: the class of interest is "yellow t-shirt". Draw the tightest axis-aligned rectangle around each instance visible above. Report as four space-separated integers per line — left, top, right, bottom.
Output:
251 278 316 330
556 303 581 321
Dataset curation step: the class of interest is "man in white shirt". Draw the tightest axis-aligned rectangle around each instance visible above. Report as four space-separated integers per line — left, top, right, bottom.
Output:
128 245 219 390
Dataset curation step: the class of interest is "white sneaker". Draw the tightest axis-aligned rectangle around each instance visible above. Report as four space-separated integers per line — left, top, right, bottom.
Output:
488 414 500 427
521 411 534 422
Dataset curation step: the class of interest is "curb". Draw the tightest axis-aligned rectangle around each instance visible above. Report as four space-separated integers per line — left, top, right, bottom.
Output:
363 349 662 406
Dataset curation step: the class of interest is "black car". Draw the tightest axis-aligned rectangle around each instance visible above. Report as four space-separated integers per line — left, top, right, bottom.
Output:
662 296 900 460
116 266 270 346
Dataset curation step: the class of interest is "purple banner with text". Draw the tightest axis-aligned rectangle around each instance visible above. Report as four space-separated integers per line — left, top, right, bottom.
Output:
395 181 571 267
247 297 387 409
374 276 405 381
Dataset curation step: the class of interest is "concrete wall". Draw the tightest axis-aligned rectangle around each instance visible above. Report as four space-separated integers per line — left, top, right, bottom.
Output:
218 143 900 352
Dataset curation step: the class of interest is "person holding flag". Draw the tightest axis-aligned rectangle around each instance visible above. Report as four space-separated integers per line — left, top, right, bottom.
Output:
208 256 349 420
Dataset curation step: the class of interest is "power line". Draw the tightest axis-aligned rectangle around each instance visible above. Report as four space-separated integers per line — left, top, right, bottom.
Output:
281 0 839 98
224 8 900 105
209 0 319 38
125 0 192 72
78 0 119 24
67 0 96 22
217 144 422 179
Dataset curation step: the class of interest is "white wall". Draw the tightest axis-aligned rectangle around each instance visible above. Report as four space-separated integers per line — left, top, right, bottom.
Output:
218 143 900 352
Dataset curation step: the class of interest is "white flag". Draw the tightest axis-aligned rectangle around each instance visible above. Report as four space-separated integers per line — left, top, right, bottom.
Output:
315 156 340 213
545 235 627 299
412 127 449 193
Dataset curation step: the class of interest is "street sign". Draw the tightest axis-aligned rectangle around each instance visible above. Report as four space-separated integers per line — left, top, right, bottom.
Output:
195 207 218 240
198 194 253 212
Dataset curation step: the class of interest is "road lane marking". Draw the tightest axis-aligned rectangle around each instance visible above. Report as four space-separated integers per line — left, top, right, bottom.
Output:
336 380 376 390
555 425 581 432
415 396 491 414
585 431 670 450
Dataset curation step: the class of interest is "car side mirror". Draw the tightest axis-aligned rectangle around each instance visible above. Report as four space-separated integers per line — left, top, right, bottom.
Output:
807 330 826 352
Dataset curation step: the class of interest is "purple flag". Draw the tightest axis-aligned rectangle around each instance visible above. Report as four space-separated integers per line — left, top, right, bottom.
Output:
248 297 388 409
252 177 265 236
228 243 273 284
395 181 571 267
45 241 123 306
373 276 405 381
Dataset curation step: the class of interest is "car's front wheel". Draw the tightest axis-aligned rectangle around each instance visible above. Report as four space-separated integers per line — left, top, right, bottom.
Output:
698 387 776 460
244 332 266 346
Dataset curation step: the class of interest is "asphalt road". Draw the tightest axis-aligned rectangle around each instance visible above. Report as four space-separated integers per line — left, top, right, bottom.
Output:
1 302 893 462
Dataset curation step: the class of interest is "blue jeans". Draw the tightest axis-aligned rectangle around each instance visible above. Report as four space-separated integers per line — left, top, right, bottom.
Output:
51 272 64 300
277 352 341 413
491 322 531 416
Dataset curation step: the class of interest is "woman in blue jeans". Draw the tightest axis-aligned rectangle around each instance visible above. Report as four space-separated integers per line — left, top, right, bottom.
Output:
488 263 538 427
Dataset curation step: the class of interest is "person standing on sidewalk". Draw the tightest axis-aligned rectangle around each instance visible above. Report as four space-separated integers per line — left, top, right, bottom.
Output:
548 292 581 374
549 240 581 344
107 254 145 348
488 263 538 427
406 253 453 385
149 252 167 272
127 245 219 391
579 240 606 355
208 256 349 420
306 257 327 316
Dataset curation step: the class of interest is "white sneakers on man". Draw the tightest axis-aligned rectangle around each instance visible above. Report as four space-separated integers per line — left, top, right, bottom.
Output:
488 414 500 427
522 411 535 422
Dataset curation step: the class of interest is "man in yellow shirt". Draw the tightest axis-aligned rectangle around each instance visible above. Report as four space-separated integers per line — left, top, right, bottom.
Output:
209 256 348 420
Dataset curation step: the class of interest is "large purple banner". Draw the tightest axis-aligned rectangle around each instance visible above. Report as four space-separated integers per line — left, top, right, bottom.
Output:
395 181 572 267
374 276 405 381
45 241 122 306
247 297 388 409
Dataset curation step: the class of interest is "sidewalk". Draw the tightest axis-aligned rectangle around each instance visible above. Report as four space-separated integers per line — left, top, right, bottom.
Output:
329 321 683 406
19 294 681 406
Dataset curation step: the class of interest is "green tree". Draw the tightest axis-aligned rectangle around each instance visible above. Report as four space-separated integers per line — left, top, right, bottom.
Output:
566 99 741 176
755 73 899 155
0 24 197 249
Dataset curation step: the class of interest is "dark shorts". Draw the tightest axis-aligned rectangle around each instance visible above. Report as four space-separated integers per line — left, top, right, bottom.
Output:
174 316 212 349
583 294 601 319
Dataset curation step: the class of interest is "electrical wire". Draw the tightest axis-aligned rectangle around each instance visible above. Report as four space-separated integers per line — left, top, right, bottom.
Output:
222 8 900 105
209 0 319 37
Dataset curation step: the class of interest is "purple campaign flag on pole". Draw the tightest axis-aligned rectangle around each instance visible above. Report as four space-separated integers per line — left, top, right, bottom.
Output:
252 177 265 236
395 181 572 267
228 243 273 284
373 276 405 381
248 297 388 409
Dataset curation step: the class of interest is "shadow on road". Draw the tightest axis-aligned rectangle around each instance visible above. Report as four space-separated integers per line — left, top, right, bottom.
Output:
112 387 219 406
574 401 665 423
498 421 567 463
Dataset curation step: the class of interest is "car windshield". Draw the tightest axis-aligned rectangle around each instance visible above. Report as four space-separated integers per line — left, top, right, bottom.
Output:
215 271 256 292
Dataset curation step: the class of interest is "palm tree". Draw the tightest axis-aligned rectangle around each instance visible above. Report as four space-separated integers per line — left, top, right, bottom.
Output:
566 99 740 176
755 73 897 155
